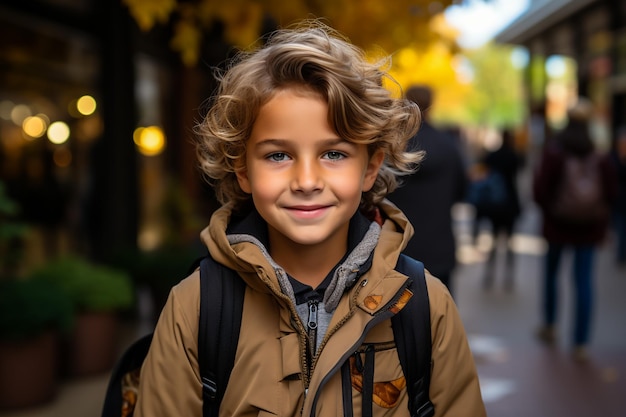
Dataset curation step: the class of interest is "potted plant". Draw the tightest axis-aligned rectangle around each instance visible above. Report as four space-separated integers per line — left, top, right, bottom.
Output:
0 279 74 409
0 181 74 409
0 180 29 277
110 244 200 325
28 255 135 377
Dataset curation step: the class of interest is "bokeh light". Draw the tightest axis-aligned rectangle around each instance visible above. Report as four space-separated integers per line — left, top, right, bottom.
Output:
22 115 47 138
10 104 31 126
76 95 97 116
133 125 166 156
47 121 70 144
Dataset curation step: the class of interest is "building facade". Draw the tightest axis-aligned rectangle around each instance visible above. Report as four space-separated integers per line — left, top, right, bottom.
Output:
495 0 626 147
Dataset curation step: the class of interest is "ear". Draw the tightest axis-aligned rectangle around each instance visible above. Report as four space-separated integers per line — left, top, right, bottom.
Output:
235 161 252 194
362 149 384 192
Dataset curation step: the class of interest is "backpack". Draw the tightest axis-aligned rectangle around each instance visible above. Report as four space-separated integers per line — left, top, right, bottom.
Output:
101 253 433 417
549 152 608 224
467 169 508 214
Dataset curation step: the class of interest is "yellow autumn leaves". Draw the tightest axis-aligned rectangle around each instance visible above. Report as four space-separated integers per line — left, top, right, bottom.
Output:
122 0 457 67
123 0 176 32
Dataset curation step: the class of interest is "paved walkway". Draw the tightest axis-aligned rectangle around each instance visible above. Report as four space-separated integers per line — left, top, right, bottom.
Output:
453 197 626 417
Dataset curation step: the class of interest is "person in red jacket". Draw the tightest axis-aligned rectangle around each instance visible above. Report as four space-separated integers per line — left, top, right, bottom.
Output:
533 97 618 361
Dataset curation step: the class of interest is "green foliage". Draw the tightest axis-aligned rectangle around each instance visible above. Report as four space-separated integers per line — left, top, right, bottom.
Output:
0 278 74 341
0 181 29 274
113 246 198 294
461 43 527 128
28 256 134 313
0 181 19 218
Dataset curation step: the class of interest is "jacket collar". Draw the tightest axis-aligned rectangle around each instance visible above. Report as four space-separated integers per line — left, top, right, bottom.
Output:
200 199 414 302
225 207 374 255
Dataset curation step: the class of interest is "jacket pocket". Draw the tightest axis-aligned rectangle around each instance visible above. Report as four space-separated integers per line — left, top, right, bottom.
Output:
350 343 406 409
279 332 301 380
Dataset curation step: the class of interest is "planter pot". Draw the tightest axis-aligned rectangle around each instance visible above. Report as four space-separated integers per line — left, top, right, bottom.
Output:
0 330 59 410
66 311 119 377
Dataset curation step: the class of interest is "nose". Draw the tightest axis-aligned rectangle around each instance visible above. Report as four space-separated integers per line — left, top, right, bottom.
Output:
291 159 323 193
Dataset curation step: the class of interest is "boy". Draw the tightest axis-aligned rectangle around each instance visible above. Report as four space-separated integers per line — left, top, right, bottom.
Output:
136 20 486 417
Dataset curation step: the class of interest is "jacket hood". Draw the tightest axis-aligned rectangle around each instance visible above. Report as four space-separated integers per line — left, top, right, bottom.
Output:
200 199 414 298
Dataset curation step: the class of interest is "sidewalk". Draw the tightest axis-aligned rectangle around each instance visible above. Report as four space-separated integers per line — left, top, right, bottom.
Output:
453 199 626 417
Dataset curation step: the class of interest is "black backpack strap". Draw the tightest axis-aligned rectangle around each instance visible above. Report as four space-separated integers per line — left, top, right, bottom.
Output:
392 254 434 417
198 255 246 417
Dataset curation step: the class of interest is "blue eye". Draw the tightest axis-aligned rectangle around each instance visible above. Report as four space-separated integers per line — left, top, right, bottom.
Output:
268 152 289 162
324 151 345 160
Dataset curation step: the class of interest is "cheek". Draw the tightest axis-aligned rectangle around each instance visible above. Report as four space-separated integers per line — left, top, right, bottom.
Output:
239 166 284 200
332 167 371 197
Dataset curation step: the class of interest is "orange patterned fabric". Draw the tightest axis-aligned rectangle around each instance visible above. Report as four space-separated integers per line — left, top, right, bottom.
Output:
121 369 141 417
349 355 406 408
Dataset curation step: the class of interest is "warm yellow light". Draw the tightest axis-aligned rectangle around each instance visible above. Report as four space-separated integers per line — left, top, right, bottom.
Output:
133 127 144 146
77 95 97 116
134 125 165 156
22 115 47 138
47 121 70 144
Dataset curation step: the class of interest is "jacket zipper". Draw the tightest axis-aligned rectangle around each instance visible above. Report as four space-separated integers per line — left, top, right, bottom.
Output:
262 275 311 394
307 299 319 358
308 277 413 417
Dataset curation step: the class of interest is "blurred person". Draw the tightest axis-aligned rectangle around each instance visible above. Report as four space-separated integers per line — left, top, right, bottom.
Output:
387 84 470 297
528 103 548 162
610 125 626 266
470 129 525 290
533 97 618 362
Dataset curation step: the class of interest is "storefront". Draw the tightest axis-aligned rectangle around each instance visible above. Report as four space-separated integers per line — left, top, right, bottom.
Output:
495 0 626 149
0 0 220 263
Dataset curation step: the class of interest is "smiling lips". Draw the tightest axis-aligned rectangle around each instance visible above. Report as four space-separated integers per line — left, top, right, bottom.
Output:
285 205 330 220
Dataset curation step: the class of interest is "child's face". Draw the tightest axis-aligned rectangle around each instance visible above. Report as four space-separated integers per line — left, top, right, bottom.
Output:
236 88 383 252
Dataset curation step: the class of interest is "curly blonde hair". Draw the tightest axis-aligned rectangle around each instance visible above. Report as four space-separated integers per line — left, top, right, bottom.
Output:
194 20 423 215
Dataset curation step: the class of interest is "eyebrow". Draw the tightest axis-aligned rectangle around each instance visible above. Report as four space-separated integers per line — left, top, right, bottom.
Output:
254 137 348 147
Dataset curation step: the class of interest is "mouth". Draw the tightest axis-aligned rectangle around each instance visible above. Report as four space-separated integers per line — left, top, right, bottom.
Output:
284 204 330 219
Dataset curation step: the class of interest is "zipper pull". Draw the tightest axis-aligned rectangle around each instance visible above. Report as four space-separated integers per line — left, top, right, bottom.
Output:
307 300 319 356
307 300 318 330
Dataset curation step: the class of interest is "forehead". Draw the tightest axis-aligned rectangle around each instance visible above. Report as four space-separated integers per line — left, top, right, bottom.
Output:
264 85 323 104
251 90 336 141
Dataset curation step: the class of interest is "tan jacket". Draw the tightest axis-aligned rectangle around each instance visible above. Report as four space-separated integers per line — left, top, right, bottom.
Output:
136 200 486 417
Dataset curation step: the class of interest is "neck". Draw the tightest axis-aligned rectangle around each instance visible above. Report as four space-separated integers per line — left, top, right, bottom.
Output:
269 237 347 288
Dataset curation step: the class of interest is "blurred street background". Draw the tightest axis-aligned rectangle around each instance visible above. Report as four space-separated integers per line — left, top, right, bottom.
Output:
1 0 625 416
